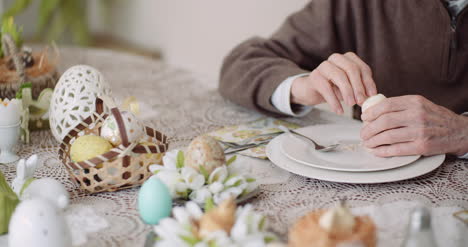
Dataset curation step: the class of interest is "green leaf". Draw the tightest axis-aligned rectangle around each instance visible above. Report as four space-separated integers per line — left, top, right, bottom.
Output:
199 165 210 180
37 0 62 33
1 0 33 21
1 17 24 57
226 155 237 166
223 174 237 184
180 235 200 245
264 235 276 243
204 197 215 212
259 216 266 230
176 151 185 169
15 82 33 99
246 178 256 183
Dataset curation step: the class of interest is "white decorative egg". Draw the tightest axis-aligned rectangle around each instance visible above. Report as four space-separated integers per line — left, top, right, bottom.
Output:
21 178 70 210
185 135 226 174
49 65 112 142
8 198 72 247
361 94 386 113
100 111 145 146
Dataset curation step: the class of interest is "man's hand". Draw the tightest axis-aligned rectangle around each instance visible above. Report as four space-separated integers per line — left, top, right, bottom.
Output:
361 95 468 157
291 52 377 114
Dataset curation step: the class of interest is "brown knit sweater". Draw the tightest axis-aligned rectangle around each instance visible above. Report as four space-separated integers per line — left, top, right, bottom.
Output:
219 0 468 117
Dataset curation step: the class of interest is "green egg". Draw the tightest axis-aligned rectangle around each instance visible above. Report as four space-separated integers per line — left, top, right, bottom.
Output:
138 177 172 225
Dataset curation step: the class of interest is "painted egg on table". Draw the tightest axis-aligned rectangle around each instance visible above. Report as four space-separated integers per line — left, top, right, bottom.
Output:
100 111 145 146
185 135 226 174
138 176 172 225
8 198 72 247
361 94 386 113
49 65 112 142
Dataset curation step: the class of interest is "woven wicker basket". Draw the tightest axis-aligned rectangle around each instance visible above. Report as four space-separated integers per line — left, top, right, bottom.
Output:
58 98 169 193
0 34 59 99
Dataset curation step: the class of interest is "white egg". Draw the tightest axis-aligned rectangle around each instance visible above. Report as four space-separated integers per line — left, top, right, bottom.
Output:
21 178 70 210
8 198 72 247
100 111 145 146
361 94 386 113
49 65 113 142
185 135 226 174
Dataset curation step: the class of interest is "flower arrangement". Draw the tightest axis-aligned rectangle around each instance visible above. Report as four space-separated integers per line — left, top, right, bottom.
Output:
149 149 258 205
152 198 279 247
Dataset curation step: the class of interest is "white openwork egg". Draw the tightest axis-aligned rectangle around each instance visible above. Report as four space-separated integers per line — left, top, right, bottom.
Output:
49 65 112 142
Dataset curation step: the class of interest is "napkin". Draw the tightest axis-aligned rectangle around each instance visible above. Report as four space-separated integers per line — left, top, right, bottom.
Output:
208 117 300 159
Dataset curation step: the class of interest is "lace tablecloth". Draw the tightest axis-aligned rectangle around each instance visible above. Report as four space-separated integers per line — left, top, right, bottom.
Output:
0 47 467 247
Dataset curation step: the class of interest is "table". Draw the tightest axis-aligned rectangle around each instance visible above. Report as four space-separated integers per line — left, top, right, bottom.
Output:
0 47 467 247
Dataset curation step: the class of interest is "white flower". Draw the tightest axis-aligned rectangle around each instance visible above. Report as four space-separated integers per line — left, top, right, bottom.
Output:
181 167 205 190
154 218 191 246
162 149 180 170
225 176 247 188
189 187 213 204
208 182 224 194
185 201 203 220
208 166 228 184
156 170 183 197
214 187 243 205
149 164 165 174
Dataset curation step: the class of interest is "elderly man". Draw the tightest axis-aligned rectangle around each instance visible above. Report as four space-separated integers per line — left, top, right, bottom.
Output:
219 0 468 158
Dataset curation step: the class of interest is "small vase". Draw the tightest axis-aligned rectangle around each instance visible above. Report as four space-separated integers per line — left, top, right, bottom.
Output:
0 122 20 163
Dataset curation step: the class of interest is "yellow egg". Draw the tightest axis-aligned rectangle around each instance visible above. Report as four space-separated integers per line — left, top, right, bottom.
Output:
185 135 225 174
70 135 113 162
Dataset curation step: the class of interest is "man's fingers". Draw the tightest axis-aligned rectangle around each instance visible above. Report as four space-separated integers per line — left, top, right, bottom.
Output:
329 53 367 105
317 61 355 106
314 71 344 114
333 85 344 101
363 127 417 148
361 111 408 140
369 142 422 157
344 52 378 97
361 96 412 121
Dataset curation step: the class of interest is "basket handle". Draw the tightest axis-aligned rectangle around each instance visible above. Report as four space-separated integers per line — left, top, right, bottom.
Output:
1 34 26 83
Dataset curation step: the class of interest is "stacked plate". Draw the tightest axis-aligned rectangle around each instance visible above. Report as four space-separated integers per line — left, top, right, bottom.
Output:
266 124 445 184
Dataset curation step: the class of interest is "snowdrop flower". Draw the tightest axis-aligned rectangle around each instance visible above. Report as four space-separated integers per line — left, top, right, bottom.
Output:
162 149 180 170
156 170 183 197
204 230 233 246
208 182 224 194
214 187 243 205
208 166 228 184
181 167 205 190
189 187 212 204
185 201 203 220
173 206 193 226
225 176 247 188
154 218 191 245
149 164 165 174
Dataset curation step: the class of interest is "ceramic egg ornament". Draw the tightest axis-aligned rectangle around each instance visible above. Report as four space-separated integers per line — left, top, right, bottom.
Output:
21 178 70 210
70 135 113 162
185 135 225 174
8 198 72 247
49 65 113 142
100 111 145 146
138 176 172 225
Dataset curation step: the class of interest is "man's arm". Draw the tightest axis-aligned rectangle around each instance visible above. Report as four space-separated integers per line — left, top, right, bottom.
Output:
219 1 357 115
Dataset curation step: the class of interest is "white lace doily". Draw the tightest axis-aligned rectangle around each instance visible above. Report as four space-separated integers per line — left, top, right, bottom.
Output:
0 47 466 246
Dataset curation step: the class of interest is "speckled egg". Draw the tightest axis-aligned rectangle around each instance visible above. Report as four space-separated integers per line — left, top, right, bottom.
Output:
138 176 172 225
8 198 72 247
185 135 226 174
100 111 145 146
49 65 112 142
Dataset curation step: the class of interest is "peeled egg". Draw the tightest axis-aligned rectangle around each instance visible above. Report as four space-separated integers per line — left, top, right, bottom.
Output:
361 94 386 113
185 135 225 174
70 135 113 162
100 111 145 146
138 176 172 225
49 65 113 142
8 198 72 247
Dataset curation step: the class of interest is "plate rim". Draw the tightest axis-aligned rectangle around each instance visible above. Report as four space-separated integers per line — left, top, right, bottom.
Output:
267 134 445 184
280 124 421 172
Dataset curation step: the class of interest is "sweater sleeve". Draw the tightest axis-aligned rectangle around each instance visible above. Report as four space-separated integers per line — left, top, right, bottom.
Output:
218 0 357 116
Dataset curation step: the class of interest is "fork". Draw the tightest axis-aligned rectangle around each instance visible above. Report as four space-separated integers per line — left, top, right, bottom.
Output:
219 131 283 149
278 126 339 152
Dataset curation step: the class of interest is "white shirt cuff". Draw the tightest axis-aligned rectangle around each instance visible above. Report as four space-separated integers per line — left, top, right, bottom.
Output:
271 73 313 117
459 112 468 159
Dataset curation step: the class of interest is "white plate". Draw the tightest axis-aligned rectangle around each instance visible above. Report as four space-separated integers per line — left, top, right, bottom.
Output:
281 124 421 172
267 134 445 184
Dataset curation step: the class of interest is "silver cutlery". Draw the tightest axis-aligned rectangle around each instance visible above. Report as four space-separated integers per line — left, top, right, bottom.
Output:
219 131 283 151
224 140 271 154
278 126 339 152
